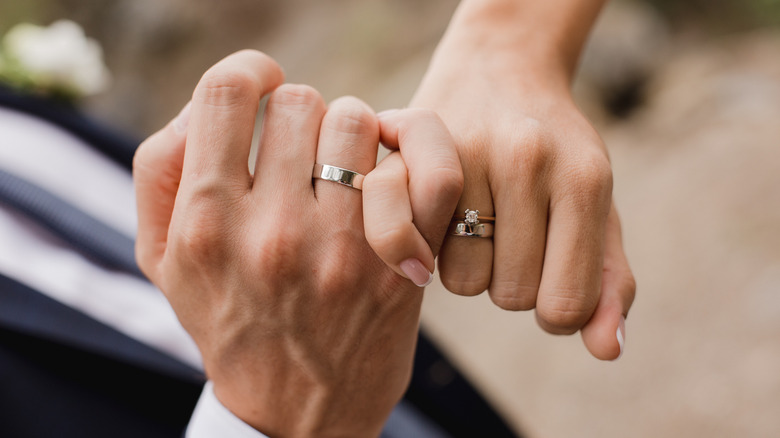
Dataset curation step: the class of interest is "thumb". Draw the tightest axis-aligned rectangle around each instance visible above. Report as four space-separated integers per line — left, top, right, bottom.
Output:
133 102 189 282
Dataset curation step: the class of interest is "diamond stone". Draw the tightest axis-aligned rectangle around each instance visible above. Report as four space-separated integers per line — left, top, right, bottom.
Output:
465 209 479 225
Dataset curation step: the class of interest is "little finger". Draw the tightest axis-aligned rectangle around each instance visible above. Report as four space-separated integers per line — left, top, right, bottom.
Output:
363 152 434 287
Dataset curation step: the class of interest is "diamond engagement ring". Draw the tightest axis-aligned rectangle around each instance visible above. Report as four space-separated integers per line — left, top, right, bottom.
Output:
312 163 364 191
449 209 495 238
453 209 495 224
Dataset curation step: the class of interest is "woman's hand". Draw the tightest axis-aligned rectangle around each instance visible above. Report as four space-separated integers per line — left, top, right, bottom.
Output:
133 51 461 437
408 0 636 360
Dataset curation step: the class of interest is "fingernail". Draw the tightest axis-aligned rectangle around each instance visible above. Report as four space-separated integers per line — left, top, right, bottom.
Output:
173 102 192 135
615 315 626 360
400 258 433 287
377 109 399 119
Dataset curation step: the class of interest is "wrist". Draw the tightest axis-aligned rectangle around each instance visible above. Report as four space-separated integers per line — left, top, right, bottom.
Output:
440 0 605 85
213 381 384 438
421 33 574 108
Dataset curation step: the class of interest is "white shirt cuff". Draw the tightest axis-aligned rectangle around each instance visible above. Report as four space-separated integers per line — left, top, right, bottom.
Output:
187 381 270 438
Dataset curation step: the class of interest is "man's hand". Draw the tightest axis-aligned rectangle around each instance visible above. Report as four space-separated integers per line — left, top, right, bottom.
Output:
133 51 462 437
409 0 636 360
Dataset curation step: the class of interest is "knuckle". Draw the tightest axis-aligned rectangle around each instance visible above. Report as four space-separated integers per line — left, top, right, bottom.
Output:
251 231 306 279
231 49 274 65
324 96 378 136
538 308 584 335
486 124 551 186
315 238 365 299
440 272 489 297
565 153 613 204
131 142 154 182
427 165 464 204
270 83 323 111
132 140 151 171
488 282 539 311
537 288 597 333
362 171 403 205
367 222 413 260
620 271 637 305
134 241 157 280
505 126 552 177
196 68 259 108
394 108 447 146
168 192 240 262
490 294 537 311
170 219 228 264
182 183 225 208
363 165 403 192
133 134 177 180
318 267 362 301
399 108 440 124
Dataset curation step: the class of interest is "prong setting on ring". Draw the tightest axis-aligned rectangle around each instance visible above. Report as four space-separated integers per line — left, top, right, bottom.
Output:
464 209 480 227
450 208 495 238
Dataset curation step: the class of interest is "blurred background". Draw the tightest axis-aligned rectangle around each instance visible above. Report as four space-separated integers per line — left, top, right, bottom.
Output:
2 0 779 436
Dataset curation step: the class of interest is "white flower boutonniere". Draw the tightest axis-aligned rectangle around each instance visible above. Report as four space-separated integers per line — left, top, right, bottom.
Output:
0 20 111 100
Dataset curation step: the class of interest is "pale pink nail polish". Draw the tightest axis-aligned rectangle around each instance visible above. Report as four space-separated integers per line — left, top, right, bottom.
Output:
400 259 433 287
173 102 192 135
616 315 626 360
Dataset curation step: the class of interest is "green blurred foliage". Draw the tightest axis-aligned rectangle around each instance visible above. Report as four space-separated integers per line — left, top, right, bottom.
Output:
0 1 49 32
644 0 780 31
2 0 779 38
0 1 119 35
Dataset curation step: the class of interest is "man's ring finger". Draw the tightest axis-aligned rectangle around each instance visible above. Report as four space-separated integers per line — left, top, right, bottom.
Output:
312 163 364 190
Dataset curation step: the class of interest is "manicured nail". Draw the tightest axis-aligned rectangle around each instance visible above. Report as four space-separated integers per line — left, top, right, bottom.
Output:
377 109 399 118
173 102 192 135
400 258 433 287
615 315 626 360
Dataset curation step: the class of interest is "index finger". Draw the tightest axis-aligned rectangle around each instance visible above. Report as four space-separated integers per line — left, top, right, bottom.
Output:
182 50 284 191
